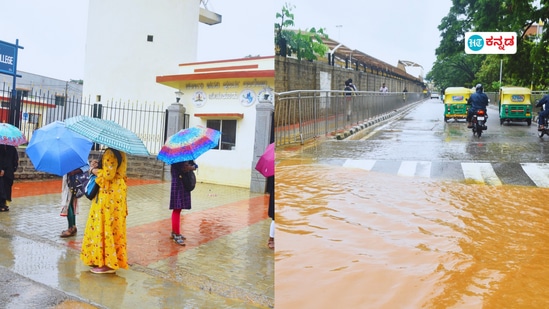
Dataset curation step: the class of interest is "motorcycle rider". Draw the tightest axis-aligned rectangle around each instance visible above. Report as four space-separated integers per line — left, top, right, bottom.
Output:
467 84 489 128
536 94 549 131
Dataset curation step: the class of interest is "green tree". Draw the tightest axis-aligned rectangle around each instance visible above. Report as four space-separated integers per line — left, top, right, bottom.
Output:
427 53 482 90
430 0 549 91
275 2 295 57
275 3 329 61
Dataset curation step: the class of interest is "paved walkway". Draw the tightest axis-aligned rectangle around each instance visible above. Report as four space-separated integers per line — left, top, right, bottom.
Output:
0 178 274 308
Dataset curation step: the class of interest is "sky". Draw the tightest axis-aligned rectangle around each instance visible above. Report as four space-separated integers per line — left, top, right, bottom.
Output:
277 0 453 78
0 0 452 81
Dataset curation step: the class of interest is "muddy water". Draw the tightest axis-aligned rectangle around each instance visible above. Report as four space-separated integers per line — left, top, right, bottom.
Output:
275 163 549 309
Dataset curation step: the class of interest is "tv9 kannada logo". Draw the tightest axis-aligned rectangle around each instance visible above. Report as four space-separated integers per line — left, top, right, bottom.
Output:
465 32 517 54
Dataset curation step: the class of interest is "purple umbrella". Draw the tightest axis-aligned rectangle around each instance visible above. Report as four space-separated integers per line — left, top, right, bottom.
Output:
157 126 221 164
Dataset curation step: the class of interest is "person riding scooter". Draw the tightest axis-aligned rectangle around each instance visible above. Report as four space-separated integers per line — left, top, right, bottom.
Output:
536 94 549 131
467 84 489 128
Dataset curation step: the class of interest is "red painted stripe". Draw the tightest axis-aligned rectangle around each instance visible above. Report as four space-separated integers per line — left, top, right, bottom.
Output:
12 179 162 197
65 195 269 266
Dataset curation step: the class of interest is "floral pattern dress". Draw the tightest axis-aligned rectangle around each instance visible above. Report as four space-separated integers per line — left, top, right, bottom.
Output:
80 149 128 270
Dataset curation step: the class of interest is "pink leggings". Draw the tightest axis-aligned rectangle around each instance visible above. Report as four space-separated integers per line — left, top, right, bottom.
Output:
171 209 182 234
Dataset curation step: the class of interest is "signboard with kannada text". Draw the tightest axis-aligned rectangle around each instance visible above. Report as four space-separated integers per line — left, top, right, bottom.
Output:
465 32 517 54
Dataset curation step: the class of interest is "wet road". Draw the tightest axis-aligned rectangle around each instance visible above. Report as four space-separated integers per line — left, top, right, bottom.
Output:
298 99 549 186
275 99 549 308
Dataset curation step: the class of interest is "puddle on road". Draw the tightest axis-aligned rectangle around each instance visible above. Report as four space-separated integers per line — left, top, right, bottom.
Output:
275 163 549 308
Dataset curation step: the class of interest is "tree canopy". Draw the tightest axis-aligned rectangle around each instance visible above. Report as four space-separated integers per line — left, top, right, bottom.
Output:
427 0 549 91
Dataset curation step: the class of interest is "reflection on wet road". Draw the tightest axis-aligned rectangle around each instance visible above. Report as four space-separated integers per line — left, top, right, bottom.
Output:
275 160 549 308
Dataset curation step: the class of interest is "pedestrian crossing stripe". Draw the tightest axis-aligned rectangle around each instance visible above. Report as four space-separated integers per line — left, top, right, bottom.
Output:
398 161 431 178
461 162 502 186
342 159 549 187
342 159 376 170
520 163 549 187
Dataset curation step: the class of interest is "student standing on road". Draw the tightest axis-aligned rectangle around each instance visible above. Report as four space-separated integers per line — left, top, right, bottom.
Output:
0 145 18 212
169 160 197 246
81 148 128 274
60 165 89 238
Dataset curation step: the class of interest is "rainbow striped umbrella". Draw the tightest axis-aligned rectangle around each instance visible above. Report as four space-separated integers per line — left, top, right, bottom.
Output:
157 126 221 164
0 123 27 146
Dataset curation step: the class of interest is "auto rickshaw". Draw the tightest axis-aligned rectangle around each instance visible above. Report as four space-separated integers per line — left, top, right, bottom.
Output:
443 87 473 122
498 86 532 126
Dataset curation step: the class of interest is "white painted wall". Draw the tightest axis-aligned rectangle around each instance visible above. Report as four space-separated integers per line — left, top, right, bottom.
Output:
168 57 275 188
84 0 200 106
192 107 258 188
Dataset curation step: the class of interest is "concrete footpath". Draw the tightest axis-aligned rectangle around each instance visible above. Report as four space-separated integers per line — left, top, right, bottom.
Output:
0 178 274 309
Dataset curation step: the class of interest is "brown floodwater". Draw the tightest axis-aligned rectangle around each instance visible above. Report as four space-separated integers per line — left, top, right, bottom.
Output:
275 160 549 309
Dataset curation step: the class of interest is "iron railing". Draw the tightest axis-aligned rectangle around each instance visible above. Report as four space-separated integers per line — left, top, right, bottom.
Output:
0 86 167 155
274 90 424 146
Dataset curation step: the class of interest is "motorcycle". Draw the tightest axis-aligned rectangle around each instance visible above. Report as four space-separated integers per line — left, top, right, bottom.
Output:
537 102 549 138
472 109 487 137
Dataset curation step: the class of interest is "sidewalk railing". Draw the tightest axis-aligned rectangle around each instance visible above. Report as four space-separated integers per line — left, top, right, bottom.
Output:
274 90 423 146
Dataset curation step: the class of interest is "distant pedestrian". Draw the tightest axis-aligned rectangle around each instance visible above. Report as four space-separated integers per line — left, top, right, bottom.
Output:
379 83 389 93
0 145 19 212
80 148 128 274
169 160 198 246
344 80 355 121
347 78 357 91
60 164 89 238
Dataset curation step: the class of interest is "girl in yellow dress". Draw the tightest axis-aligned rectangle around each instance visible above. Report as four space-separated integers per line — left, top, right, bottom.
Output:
80 148 128 274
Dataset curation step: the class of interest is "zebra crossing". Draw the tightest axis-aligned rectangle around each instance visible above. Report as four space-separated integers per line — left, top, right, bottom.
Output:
341 159 549 187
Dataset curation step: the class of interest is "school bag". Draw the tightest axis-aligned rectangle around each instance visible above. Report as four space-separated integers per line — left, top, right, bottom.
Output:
181 170 196 192
67 170 90 199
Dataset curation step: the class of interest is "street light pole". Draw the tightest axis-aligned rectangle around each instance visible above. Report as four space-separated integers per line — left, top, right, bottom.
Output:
336 25 342 41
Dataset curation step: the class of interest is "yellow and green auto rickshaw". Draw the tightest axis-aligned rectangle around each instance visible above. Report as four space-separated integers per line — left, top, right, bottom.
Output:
498 86 532 126
443 87 473 122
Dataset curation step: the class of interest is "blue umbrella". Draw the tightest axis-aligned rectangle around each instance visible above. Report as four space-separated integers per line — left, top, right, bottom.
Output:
26 121 93 176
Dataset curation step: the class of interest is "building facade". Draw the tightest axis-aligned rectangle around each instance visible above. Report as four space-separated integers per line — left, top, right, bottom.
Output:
0 71 83 140
83 0 220 107
157 56 275 188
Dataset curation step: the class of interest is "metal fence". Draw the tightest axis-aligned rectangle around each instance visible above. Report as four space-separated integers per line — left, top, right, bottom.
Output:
274 90 424 146
0 85 167 155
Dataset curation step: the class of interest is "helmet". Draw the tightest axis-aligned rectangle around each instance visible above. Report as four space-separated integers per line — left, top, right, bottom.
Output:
475 84 483 91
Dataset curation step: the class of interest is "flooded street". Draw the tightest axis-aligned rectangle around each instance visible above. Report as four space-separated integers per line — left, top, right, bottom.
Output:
275 157 549 308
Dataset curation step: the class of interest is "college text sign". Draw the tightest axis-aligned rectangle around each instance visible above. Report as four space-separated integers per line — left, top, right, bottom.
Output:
0 40 17 75
465 32 517 54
